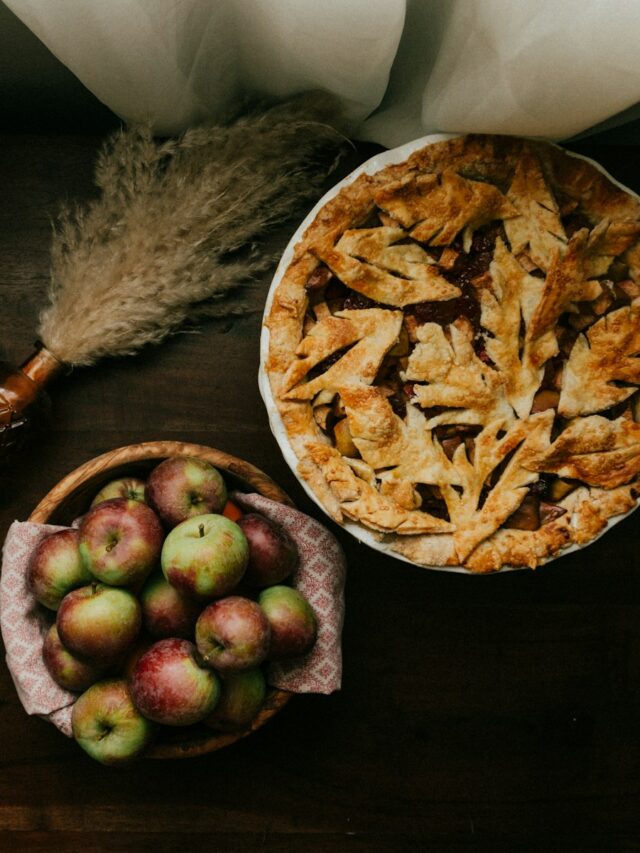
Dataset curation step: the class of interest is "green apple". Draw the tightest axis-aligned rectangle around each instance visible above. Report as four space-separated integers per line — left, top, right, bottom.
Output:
91 477 147 506
161 514 248 599
204 668 267 731
72 679 155 765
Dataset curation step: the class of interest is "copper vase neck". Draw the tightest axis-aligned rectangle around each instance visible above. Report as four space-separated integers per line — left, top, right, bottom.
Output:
0 346 64 426
20 345 65 388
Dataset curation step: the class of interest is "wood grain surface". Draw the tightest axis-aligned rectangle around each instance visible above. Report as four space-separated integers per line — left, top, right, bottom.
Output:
1 133 640 852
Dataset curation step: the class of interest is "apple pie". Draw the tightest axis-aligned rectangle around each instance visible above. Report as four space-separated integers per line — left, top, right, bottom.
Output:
264 135 640 572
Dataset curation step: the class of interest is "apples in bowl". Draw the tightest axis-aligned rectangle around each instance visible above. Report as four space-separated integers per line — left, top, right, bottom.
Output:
27 441 315 761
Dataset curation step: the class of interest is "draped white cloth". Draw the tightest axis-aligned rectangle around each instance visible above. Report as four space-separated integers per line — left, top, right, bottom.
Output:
6 0 640 145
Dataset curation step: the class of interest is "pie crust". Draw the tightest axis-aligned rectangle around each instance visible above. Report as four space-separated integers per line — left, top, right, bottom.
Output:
264 135 640 572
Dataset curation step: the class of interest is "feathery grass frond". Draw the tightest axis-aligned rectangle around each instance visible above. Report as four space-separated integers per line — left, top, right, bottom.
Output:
39 92 348 366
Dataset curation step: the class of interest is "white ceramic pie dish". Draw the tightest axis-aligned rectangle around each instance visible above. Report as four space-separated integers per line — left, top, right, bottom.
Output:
259 133 640 574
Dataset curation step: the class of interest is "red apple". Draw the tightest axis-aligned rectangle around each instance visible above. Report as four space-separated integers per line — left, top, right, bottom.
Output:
140 572 202 639
258 586 318 659
71 679 155 765
91 477 147 506
161 514 248 599
195 596 270 672
129 638 220 726
237 513 299 587
146 456 227 527
122 637 155 680
78 498 163 587
57 583 141 661
42 623 106 692
28 528 93 611
204 668 267 732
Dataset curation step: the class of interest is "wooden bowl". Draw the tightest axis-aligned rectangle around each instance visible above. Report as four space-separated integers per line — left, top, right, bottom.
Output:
29 440 293 759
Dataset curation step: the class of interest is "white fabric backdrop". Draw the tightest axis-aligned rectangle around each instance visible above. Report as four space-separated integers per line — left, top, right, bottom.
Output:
5 0 640 145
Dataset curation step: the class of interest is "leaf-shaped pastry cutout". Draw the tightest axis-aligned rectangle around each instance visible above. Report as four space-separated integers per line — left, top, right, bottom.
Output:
379 479 422 510
339 386 458 485
527 229 603 340
373 170 517 249
306 442 454 534
338 384 405 469
317 225 460 307
282 308 402 400
559 301 640 416
403 319 514 427
481 238 558 418
441 412 554 562
584 218 640 277
503 147 566 271
524 414 640 488
337 226 438 274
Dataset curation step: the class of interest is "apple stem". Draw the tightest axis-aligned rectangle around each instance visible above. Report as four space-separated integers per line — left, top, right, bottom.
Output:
198 523 205 538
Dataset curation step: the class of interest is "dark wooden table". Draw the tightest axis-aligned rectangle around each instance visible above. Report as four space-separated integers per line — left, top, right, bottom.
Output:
1 132 639 852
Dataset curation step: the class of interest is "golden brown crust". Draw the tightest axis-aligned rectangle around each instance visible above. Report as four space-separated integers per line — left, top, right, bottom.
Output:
264 134 640 572
527 229 603 339
559 300 640 416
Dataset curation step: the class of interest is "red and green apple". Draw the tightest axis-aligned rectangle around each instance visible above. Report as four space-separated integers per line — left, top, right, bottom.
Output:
42 623 106 692
28 528 92 611
258 586 318 659
146 456 227 527
195 596 271 672
78 498 163 587
129 638 220 726
238 513 299 587
139 571 202 639
57 583 141 661
204 667 267 732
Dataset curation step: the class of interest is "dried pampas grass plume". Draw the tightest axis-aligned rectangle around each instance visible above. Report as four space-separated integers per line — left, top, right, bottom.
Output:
38 92 349 367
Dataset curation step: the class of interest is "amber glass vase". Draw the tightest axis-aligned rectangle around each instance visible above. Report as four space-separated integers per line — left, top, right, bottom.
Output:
0 347 64 465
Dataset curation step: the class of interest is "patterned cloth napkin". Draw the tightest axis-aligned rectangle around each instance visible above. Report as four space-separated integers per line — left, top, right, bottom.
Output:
0 495 346 737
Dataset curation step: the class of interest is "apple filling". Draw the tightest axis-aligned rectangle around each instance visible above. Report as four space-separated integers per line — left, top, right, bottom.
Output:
300 212 640 534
